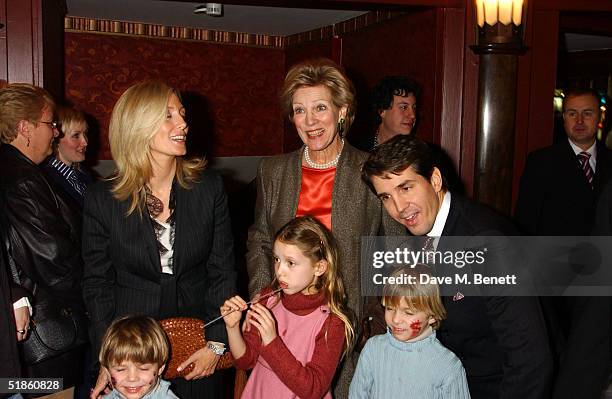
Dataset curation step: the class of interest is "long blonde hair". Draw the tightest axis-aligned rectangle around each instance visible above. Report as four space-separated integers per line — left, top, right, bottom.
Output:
108 80 205 215
272 216 355 356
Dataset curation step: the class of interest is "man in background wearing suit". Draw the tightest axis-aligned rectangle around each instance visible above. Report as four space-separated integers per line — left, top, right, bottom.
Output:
515 88 612 399
362 135 552 399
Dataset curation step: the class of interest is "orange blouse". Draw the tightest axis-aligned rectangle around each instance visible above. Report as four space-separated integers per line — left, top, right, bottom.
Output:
296 166 336 230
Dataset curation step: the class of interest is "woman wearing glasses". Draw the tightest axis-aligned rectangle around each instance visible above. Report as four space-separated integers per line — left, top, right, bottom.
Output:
0 83 86 397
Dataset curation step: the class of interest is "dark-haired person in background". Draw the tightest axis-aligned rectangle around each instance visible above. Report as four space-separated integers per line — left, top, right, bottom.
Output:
353 75 420 152
515 88 612 399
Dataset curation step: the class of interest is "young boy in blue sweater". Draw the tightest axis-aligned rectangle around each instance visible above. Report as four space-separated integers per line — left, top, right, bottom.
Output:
99 316 179 399
349 265 470 399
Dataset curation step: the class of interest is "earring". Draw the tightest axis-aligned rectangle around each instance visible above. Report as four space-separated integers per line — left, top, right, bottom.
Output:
337 118 345 138
27 137 30 147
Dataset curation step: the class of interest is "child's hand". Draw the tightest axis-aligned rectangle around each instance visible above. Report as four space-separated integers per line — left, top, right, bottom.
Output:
248 303 277 346
221 296 247 329
242 293 260 333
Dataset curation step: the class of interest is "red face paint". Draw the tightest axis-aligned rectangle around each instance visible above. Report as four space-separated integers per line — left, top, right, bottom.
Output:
409 320 422 338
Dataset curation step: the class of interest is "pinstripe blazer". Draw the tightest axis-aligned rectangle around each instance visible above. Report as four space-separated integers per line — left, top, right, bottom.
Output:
246 143 404 320
82 169 236 357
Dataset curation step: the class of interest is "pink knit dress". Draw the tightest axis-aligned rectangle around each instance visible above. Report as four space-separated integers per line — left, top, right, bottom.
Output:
240 295 333 399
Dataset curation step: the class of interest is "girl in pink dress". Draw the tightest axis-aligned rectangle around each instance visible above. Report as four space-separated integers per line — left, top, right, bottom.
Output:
222 216 354 399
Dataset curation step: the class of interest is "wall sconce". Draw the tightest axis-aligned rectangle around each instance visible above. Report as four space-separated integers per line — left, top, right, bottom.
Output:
473 0 528 54
470 0 529 213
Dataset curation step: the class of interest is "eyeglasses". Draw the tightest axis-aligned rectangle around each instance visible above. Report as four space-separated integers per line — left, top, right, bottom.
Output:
564 110 597 120
39 120 60 130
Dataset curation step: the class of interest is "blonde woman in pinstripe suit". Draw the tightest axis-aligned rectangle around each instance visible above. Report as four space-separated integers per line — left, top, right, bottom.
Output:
83 81 236 399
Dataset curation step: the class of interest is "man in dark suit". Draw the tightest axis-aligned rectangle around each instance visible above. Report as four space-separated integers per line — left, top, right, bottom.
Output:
516 88 612 236
515 88 612 399
362 135 552 399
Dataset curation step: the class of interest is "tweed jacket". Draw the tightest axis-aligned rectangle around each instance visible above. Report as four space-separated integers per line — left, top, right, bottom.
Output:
246 143 403 320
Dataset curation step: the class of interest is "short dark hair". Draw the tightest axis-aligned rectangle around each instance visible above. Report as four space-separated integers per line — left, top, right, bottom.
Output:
562 88 602 113
361 134 447 192
371 76 420 126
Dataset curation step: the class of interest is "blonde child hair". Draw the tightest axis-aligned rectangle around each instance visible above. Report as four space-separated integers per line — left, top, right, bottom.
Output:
272 216 355 355
99 315 169 370
381 265 447 330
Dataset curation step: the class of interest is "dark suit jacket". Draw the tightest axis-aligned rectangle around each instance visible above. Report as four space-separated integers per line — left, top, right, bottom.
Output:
516 140 612 398
82 170 236 358
437 194 552 399
515 140 612 235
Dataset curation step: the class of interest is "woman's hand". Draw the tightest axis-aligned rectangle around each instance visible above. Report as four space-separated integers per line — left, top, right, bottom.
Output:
221 295 247 329
178 347 220 380
90 368 111 399
248 303 277 346
13 306 29 342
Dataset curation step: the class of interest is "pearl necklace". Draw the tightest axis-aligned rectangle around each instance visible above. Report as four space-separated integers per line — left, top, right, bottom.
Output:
303 139 344 169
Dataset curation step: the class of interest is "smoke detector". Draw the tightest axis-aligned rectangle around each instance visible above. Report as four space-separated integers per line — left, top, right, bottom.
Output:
194 3 223 17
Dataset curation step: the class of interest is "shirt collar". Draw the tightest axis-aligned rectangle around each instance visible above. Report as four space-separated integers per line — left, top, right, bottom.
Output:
568 137 596 162
427 191 451 237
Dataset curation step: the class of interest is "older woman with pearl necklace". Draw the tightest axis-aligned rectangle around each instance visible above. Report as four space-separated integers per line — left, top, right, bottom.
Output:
246 58 403 397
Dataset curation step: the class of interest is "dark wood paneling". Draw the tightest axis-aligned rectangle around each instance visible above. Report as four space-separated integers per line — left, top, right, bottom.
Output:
0 0 7 82
512 0 536 208
434 7 465 176
511 9 559 205
536 0 612 12
6 1 34 83
459 0 479 196
41 0 66 101
526 10 559 153
192 0 463 8
560 13 612 36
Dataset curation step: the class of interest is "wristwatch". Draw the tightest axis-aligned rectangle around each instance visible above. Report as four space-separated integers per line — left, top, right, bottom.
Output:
207 341 226 356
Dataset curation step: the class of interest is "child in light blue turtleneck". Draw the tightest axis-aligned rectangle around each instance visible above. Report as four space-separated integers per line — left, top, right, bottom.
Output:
349 265 470 399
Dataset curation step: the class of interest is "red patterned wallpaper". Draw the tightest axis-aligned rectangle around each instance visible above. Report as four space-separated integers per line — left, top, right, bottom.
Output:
65 32 285 159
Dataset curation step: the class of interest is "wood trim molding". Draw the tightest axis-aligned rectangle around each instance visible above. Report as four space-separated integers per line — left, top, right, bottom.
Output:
64 11 403 49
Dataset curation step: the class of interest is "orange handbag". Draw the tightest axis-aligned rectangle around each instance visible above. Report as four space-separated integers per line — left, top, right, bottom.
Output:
160 317 233 379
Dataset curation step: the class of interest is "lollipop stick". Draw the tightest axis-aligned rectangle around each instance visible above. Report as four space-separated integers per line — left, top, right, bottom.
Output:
204 286 284 328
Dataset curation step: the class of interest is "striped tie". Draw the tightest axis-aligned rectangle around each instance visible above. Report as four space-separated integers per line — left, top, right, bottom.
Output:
577 151 594 189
